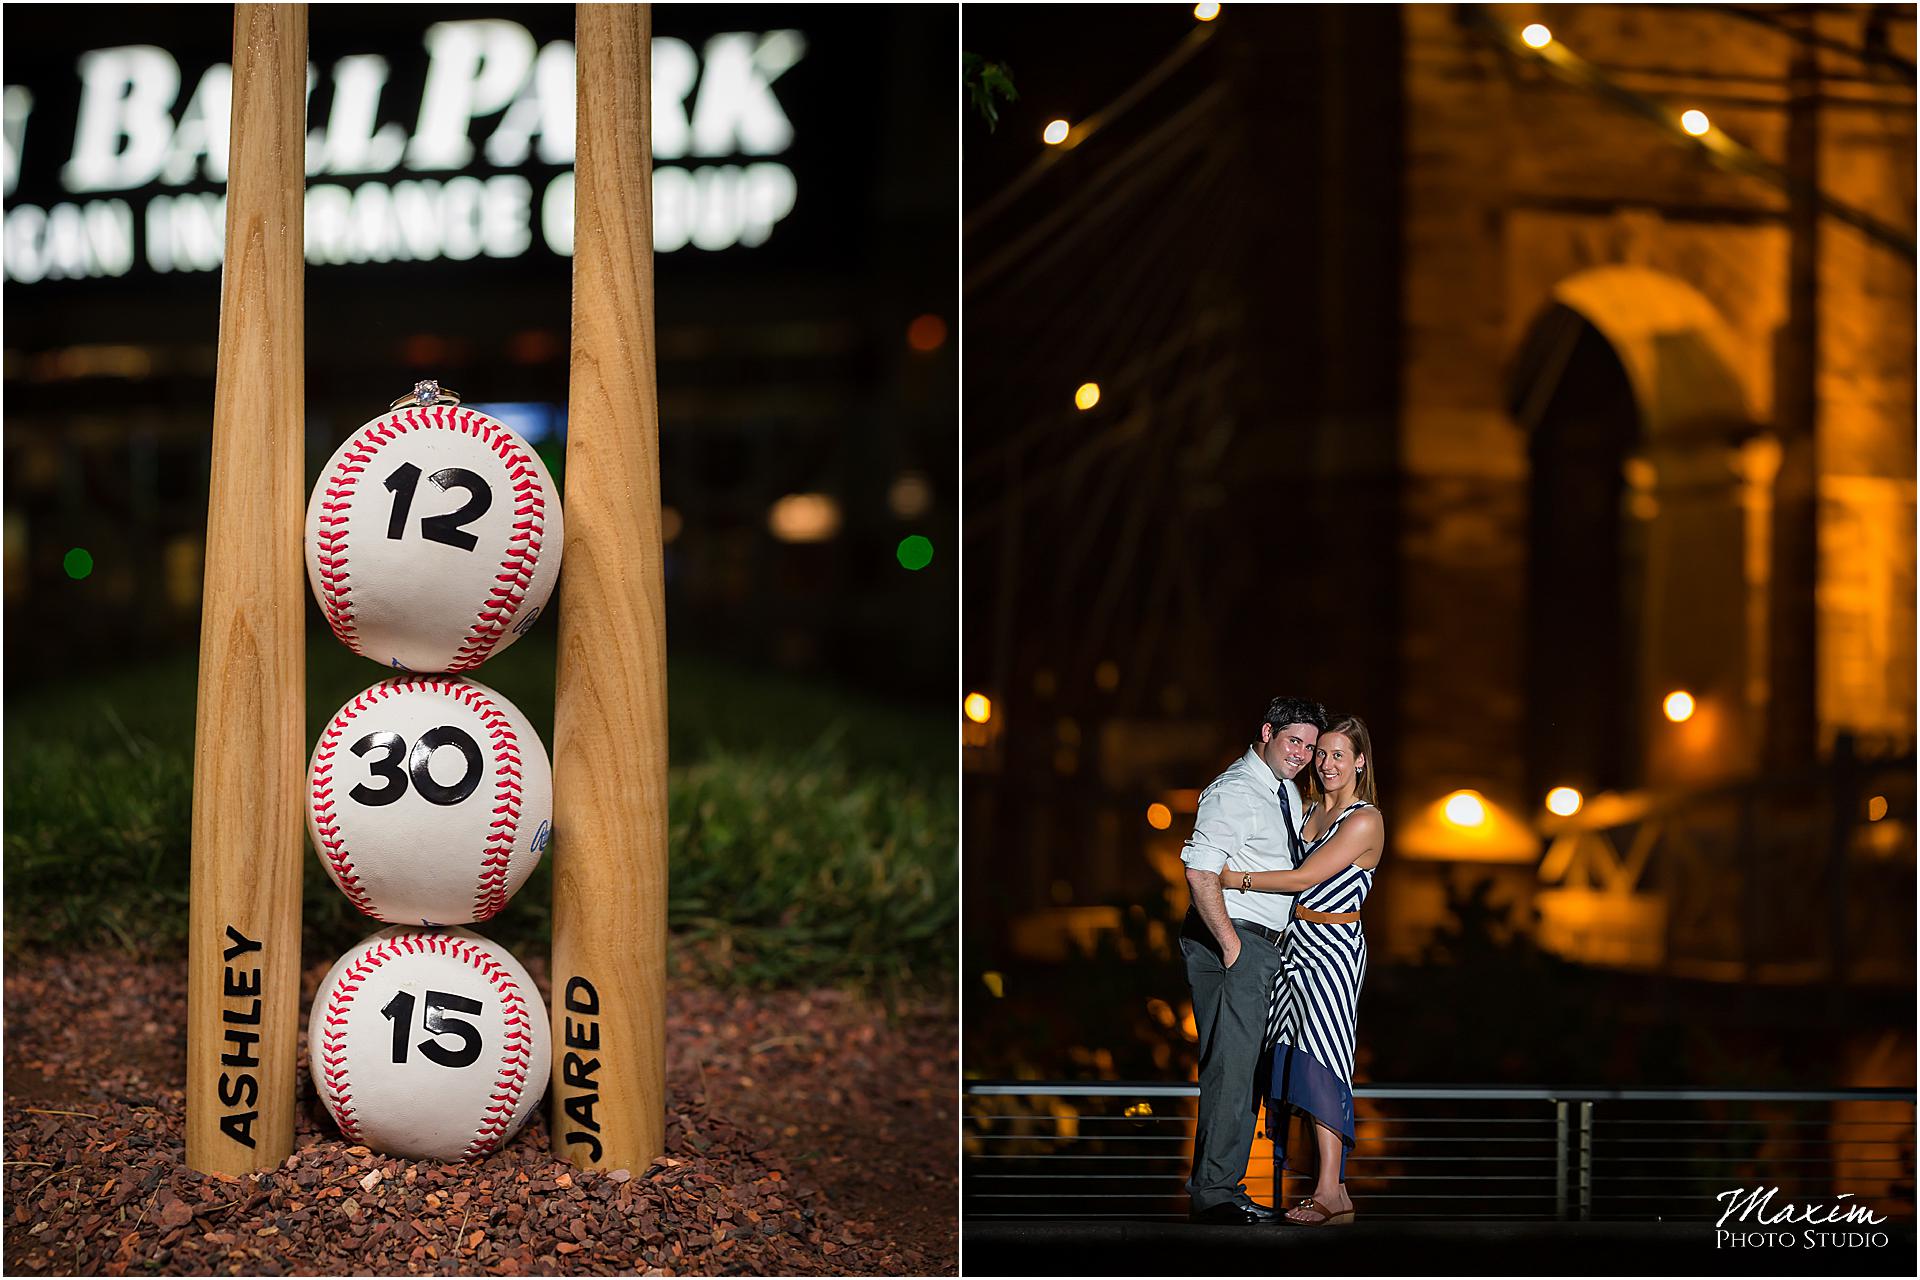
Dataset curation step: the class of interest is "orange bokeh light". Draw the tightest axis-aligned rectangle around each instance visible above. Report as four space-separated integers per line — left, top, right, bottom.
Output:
907 314 947 352
507 329 563 365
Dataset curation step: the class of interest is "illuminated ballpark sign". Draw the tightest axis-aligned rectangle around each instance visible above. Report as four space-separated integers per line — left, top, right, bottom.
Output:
2 21 803 283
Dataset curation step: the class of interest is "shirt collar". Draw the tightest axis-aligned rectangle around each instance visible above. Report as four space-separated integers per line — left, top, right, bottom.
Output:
1242 745 1287 793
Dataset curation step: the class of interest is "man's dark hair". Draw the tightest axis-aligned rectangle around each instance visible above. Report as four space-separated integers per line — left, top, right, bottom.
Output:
1261 696 1329 737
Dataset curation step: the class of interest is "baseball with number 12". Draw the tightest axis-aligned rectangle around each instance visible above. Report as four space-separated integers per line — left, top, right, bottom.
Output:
306 383 563 673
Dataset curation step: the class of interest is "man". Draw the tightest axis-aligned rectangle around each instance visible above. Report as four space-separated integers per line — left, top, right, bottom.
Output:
1179 695 1327 1224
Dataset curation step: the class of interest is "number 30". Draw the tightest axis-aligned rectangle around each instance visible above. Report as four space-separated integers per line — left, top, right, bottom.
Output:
348 727 484 807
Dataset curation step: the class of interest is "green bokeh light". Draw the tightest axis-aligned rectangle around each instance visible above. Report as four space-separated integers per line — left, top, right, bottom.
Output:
63 547 94 580
896 535 933 571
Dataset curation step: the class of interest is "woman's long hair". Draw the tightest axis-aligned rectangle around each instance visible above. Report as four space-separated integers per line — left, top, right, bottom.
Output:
1309 715 1376 808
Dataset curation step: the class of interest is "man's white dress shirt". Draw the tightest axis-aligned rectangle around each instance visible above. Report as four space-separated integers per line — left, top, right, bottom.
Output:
1180 746 1306 934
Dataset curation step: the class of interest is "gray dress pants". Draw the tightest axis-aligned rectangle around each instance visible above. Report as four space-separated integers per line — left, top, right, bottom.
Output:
1181 916 1286 1211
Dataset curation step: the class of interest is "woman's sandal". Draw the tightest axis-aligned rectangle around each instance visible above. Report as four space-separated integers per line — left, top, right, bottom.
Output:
1286 1196 1356 1226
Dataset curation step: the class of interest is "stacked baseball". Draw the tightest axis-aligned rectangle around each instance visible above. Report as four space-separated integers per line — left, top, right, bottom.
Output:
301 383 560 1160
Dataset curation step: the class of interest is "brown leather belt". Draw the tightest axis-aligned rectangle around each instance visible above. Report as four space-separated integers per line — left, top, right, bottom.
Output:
1294 906 1362 925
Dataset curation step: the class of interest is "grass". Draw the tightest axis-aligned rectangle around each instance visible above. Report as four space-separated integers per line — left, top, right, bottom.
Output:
3 628 955 994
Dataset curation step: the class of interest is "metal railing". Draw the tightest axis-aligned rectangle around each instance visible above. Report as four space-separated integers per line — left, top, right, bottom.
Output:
964 1083 1917 1222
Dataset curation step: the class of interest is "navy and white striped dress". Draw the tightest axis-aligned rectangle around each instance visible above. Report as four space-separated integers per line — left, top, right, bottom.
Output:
1264 801 1377 1178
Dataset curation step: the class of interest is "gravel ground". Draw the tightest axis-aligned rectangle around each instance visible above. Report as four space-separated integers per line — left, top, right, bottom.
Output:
3 948 956 1276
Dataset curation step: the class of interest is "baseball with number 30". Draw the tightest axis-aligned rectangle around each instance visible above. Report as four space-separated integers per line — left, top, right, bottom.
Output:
309 927 553 1161
309 675 553 926
306 401 563 673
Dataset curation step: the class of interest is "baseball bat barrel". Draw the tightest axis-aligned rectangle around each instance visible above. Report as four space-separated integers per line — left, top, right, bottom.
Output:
550 3 668 1171
185 3 308 1175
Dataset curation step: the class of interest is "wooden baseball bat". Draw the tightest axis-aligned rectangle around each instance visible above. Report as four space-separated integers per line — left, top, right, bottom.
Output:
185 3 307 1176
549 3 668 1172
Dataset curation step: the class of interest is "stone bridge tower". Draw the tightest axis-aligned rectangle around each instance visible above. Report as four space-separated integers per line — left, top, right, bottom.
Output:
1397 4 1914 836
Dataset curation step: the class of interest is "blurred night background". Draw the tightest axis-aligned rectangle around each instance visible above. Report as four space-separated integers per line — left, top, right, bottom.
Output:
961 1 1914 1220
3 4 957 995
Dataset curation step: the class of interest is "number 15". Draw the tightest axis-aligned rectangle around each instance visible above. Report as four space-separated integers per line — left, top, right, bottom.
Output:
379 989 484 1068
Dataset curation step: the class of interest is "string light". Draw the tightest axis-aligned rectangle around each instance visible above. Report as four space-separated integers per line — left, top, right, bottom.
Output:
1663 690 1696 723
1680 109 1711 136
1522 23 1552 48
1146 803 1172 830
965 692 993 724
1194 2 1221 21
1442 790 1487 828
1074 381 1101 410
1042 118 1070 145
1545 786 1583 817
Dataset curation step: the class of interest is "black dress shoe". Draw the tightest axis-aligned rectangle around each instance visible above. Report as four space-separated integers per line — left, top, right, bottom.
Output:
1189 1199 1281 1225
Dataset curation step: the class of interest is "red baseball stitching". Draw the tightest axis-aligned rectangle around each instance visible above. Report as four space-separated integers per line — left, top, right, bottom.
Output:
310 676 525 924
440 406 547 672
313 407 549 669
316 932 537 1158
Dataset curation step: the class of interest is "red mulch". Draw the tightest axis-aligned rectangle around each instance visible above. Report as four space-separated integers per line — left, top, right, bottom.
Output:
3 947 955 1275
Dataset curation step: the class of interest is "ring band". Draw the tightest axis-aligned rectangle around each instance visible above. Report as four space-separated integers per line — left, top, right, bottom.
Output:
391 380 462 410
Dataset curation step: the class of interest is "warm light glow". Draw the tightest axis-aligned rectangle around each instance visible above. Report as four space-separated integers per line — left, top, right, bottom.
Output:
1545 786 1583 817
1194 2 1221 20
1443 790 1487 827
1074 381 1101 410
965 692 993 724
1123 1101 1155 1118
981 971 1004 999
1521 23 1552 48
1094 659 1120 692
766 492 841 543
906 313 947 352
1680 109 1711 136
1867 795 1889 822
661 505 683 544
888 471 933 519
1146 803 1173 830
1043 118 1070 145
1663 690 1696 723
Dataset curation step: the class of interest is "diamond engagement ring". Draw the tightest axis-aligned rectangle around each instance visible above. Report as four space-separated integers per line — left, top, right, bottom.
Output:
390 379 462 410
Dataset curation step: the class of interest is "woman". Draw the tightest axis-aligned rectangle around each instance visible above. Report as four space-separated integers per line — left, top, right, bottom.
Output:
1219 715 1382 1226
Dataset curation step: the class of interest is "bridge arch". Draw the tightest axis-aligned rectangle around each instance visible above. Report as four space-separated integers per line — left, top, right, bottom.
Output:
1509 267 1771 795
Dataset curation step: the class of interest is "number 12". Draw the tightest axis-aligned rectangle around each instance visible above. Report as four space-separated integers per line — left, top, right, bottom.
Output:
383 464 492 552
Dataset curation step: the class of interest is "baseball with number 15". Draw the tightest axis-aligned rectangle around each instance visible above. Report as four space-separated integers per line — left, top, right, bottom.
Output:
309 927 553 1161
306 387 563 673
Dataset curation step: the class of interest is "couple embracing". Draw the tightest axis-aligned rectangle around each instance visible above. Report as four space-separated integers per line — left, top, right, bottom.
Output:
1179 696 1383 1227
